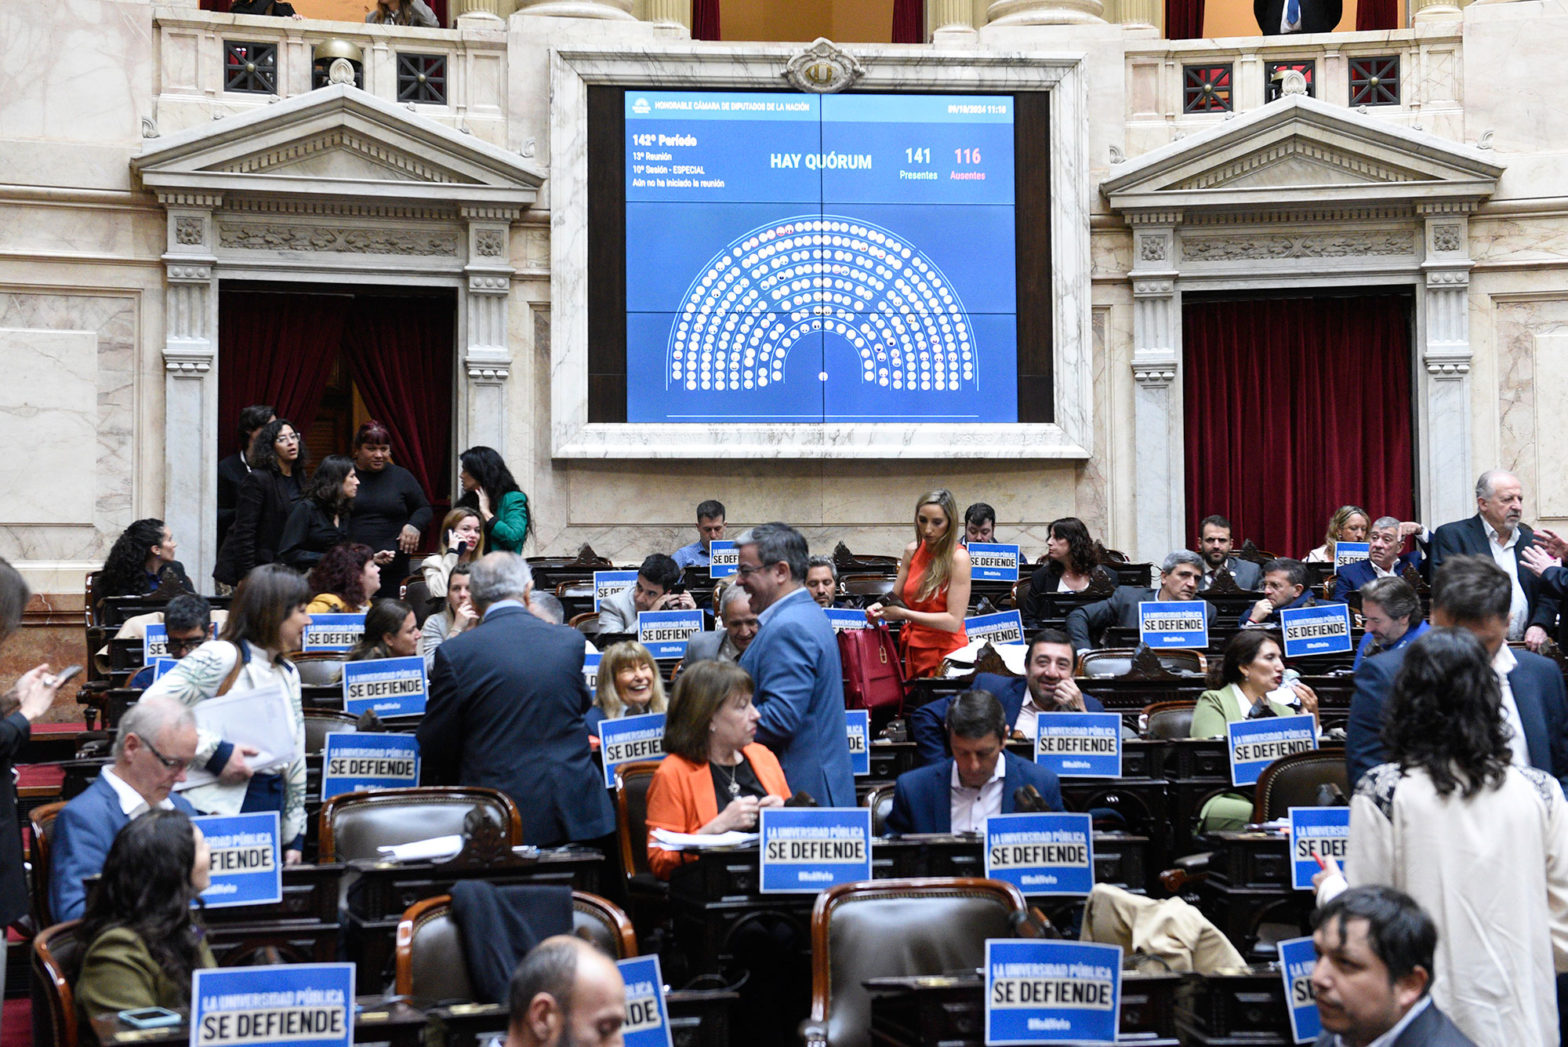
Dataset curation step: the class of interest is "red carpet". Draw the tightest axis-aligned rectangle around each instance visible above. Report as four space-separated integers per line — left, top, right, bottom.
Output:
2 997 30 1047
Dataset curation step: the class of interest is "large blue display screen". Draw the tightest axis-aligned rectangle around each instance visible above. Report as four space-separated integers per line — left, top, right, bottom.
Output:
625 91 1018 424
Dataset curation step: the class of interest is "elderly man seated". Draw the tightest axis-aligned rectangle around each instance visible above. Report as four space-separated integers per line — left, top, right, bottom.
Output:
684 584 758 664
1332 516 1425 601
1066 551 1214 653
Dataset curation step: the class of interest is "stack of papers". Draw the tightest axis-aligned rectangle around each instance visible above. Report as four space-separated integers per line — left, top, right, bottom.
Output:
650 829 758 851
376 835 464 862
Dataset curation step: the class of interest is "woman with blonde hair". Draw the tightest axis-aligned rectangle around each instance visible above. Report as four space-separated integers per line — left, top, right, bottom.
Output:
866 488 972 678
420 506 486 595
586 640 667 731
1305 504 1371 563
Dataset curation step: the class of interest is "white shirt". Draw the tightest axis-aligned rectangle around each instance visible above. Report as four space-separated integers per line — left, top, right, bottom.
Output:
1324 997 1432 1047
1371 560 1398 579
99 766 176 820
949 757 1006 833
1014 695 1044 743
1493 643 1531 768
1483 519 1529 639
1279 3 1302 30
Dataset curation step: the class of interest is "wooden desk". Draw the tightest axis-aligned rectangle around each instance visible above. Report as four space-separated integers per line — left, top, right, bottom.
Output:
427 988 737 1047
1174 967 1292 1045
202 862 343 966
1193 832 1313 954
89 997 427 1047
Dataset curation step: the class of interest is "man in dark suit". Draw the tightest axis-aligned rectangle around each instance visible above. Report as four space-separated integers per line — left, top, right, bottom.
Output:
1310 886 1476 1047
1255 0 1341 34
1332 516 1425 602
1429 470 1558 649
684 586 757 665
420 553 614 847
1066 550 1214 653
911 629 1107 765
1239 558 1318 627
49 696 199 922
736 523 856 807
216 403 274 551
886 689 1063 834
1346 555 1568 790
1198 515 1263 591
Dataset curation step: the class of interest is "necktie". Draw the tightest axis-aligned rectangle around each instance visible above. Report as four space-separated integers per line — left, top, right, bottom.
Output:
1285 0 1301 25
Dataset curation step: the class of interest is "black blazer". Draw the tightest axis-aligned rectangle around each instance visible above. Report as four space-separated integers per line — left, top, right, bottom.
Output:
418 605 615 846
0 711 31 924
276 501 348 572
216 453 252 550
1255 0 1341 33
1313 999 1476 1046
1065 587 1216 652
1429 515 1558 632
214 469 300 586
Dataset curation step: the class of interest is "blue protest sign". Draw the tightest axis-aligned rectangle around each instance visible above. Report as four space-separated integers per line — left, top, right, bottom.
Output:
599 712 667 788
1226 714 1317 786
759 807 872 894
1332 541 1370 571
965 610 1025 646
969 543 1021 583
1289 806 1350 891
1034 713 1122 778
1138 601 1208 649
150 657 179 681
1280 604 1353 658
594 570 638 613
1277 936 1322 1043
638 610 703 658
143 623 169 662
303 613 365 653
341 656 427 716
984 812 1094 896
616 955 673 1047
583 651 602 696
708 540 738 579
320 733 420 802
191 963 354 1047
845 710 870 776
824 608 868 632
984 940 1121 1046
191 811 282 908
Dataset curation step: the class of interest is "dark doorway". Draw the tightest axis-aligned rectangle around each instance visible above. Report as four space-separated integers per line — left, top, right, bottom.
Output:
1181 291 1416 557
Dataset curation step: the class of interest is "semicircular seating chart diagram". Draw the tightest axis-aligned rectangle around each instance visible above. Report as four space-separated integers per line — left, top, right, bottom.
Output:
667 215 978 395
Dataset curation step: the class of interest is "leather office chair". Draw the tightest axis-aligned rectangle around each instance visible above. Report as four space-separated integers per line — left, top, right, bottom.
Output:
303 709 359 754
292 652 347 687
1079 648 1205 679
1142 700 1197 740
394 891 637 1002
1249 746 1349 823
400 575 440 626
800 877 1028 1047
861 784 896 837
33 919 84 1047
29 800 67 931
318 786 521 862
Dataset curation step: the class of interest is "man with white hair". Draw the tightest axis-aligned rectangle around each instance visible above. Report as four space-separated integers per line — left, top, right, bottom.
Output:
49 695 199 921
419 553 614 847
1430 470 1558 649
1332 516 1425 601
684 585 757 664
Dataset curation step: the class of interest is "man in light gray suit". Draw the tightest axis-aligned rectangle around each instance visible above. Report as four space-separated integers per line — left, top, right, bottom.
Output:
683 585 757 665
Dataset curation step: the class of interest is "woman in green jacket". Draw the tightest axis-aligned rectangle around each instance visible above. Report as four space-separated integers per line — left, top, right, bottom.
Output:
457 445 532 553
74 810 217 1042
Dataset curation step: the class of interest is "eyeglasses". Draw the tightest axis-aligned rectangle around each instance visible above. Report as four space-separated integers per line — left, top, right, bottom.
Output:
137 734 186 770
735 562 780 578
166 636 205 654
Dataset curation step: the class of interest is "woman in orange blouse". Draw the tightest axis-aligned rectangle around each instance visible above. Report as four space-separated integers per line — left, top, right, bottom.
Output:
645 661 790 880
866 488 972 679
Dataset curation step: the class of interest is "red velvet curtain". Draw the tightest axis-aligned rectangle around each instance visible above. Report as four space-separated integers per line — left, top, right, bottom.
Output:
217 290 349 448
893 0 925 43
693 0 720 39
1182 294 1414 559
1164 0 1205 39
341 296 455 519
1356 0 1397 30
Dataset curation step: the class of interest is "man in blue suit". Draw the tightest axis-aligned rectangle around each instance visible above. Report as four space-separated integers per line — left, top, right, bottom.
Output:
1331 516 1425 602
1346 555 1568 790
50 696 199 922
1239 558 1318 627
1351 577 1428 670
886 689 1063 834
737 523 855 807
1067 551 1214 653
420 553 614 847
911 629 1106 766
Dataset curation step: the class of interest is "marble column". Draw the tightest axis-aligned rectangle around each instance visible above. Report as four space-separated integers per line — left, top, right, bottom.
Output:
1128 220 1183 563
1410 0 1462 21
514 0 635 18
932 0 979 42
462 208 520 455
987 0 1106 26
1418 205 1475 526
645 0 692 31
158 193 223 585
451 0 516 17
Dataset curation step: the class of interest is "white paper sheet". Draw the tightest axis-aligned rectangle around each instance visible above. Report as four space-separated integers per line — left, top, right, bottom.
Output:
176 681 299 790
377 835 464 862
649 829 759 851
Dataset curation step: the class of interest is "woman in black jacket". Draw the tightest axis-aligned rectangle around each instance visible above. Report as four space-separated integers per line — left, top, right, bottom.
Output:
213 418 305 587
277 455 357 571
345 420 430 599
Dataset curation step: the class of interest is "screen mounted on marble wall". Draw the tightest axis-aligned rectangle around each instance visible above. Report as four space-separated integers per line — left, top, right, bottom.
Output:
586 87 1054 426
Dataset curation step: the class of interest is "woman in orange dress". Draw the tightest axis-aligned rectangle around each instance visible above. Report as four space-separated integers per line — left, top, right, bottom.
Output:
866 488 972 678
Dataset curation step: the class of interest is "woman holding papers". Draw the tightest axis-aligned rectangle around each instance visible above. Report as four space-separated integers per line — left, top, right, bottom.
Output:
1305 505 1371 563
346 599 420 662
143 564 309 863
1315 628 1568 1047
587 641 667 732
865 488 971 678
645 660 789 879
75 810 217 1041
1190 631 1319 831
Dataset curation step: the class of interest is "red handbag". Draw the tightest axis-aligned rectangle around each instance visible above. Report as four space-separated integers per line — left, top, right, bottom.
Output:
839 623 906 712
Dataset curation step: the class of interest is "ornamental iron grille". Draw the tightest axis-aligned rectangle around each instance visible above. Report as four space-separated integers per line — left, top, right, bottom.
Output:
396 53 447 105
1349 55 1400 106
1264 60 1316 102
1183 64 1234 114
224 41 278 95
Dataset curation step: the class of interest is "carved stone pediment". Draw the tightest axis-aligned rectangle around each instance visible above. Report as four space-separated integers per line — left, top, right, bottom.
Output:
1102 94 1503 221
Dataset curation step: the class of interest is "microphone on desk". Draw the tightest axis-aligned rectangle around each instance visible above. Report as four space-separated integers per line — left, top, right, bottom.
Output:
785 791 818 808
1013 785 1049 813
